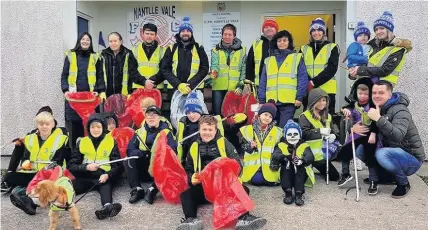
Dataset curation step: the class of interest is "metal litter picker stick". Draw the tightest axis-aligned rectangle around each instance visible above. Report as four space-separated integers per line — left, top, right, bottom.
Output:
346 124 361 202
97 156 139 166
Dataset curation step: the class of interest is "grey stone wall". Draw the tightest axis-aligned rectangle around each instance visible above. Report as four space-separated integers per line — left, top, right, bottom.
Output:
356 2 428 158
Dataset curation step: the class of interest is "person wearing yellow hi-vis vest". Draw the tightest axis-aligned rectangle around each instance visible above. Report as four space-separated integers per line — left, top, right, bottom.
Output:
239 103 282 185
61 32 105 150
270 120 315 206
99 32 136 97
210 24 246 116
258 30 309 127
67 113 123 220
299 88 340 182
131 23 168 91
246 19 278 87
349 11 410 87
177 115 267 230
7 111 71 216
300 18 339 115
126 105 177 205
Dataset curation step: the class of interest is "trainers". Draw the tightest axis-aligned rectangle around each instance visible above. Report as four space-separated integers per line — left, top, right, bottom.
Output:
95 203 122 220
128 188 145 204
10 186 36 215
391 183 411 199
236 214 267 230
143 187 158 205
283 191 293 205
176 217 203 230
1 180 12 193
337 174 353 187
294 192 304 206
367 181 378 195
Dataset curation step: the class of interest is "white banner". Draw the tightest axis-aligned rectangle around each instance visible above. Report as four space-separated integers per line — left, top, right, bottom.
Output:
127 5 180 48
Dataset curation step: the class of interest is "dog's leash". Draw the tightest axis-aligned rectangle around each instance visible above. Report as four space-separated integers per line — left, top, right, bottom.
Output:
73 181 100 205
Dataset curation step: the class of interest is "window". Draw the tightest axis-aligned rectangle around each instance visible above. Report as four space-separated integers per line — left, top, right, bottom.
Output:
77 16 89 37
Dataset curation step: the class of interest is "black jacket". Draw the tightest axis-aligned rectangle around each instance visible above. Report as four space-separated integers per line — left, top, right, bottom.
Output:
376 93 425 161
100 46 134 97
302 40 339 88
246 36 276 83
357 38 405 78
271 139 315 168
161 34 209 89
185 131 241 184
130 41 167 88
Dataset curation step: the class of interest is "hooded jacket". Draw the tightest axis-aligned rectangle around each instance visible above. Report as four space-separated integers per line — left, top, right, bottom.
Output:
184 130 241 184
376 93 425 161
246 36 277 83
67 113 123 179
258 49 308 104
161 34 209 89
299 88 339 141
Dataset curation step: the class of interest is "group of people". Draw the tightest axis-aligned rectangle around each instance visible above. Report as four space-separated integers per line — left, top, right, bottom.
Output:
1 10 425 230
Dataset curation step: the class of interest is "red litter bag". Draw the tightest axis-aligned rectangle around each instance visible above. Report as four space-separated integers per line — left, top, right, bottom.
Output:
221 91 258 125
125 89 162 128
111 127 135 159
104 94 132 128
66 92 101 135
26 166 75 193
200 158 255 229
151 132 188 204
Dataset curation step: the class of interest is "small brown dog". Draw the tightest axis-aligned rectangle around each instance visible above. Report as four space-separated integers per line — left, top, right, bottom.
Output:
32 179 81 230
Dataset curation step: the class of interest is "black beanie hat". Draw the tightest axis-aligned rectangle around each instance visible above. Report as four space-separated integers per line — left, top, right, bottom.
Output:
36 106 53 116
143 23 158 33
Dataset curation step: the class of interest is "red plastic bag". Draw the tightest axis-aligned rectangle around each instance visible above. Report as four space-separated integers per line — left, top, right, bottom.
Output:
199 158 255 229
125 89 162 128
221 91 258 125
26 166 75 193
111 127 135 158
104 94 132 128
152 132 188 204
66 92 101 135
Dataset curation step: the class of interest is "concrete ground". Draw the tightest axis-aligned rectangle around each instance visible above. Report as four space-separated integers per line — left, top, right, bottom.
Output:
1 162 428 230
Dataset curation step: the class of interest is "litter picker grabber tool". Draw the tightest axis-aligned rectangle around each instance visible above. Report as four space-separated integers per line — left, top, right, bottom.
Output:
346 119 361 202
325 135 329 185
97 156 139 166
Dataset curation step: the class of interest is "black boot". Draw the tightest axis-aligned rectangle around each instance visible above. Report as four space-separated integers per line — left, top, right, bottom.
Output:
283 190 293 205
10 186 37 215
295 192 304 206
95 203 122 220
391 183 411 199
144 186 158 205
236 213 267 230
128 188 145 204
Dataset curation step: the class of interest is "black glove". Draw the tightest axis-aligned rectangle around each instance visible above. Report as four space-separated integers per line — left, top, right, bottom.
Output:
270 152 286 171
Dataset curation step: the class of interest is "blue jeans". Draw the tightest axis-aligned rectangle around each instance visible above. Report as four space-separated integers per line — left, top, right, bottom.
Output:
374 148 423 185
212 90 227 115
356 145 381 182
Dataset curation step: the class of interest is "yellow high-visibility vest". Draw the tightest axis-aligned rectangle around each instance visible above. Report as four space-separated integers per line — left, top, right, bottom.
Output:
368 46 406 86
189 137 227 172
132 43 165 89
66 51 98 92
252 39 263 86
211 47 246 91
167 45 202 89
79 134 115 172
300 110 331 161
102 53 130 95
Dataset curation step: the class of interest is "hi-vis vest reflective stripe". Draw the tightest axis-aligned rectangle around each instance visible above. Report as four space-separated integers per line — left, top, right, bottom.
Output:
252 39 263 86
132 44 165 89
50 177 75 211
177 115 225 162
24 133 68 171
80 134 114 172
265 53 302 103
189 137 227 172
211 47 246 91
301 110 331 161
66 51 98 92
136 128 171 152
277 142 315 187
168 45 203 89
102 53 130 95
239 125 283 183
301 43 337 94
368 46 406 85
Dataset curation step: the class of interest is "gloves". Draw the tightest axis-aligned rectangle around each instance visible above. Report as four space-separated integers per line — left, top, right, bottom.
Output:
99 92 106 101
293 156 304 166
191 173 201 185
178 83 191 95
327 134 336 143
232 113 247 124
270 152 286 171
320 128 331 136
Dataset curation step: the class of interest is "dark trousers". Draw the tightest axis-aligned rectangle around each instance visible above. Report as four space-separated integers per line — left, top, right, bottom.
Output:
280 163 306 194
125 157 155 189
312 160 340 181
276 104 296 127
66 121 84 151
303 93 336 115
338 135 377 175
4 172 36 188
7 145 25 172
180 184 250 218
212 90 228 116
73 177 113 206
